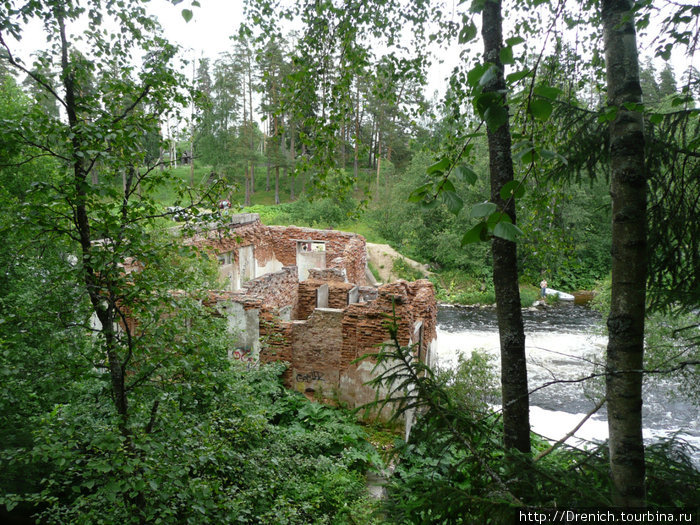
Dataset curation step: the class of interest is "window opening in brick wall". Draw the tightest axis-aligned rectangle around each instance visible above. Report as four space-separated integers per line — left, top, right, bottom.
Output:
414 322 424 362
217 251 232 265
316 284 329 309
298 240 326 252
296 240 327 281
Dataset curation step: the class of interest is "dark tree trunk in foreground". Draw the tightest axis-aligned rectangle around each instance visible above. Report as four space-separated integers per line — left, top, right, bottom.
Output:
482 0 530 454
602 0 647 506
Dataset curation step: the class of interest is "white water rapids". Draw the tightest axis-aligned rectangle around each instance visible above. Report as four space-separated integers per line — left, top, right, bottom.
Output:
435 304 700 463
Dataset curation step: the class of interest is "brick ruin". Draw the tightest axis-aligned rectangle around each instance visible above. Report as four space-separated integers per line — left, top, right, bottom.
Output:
191 213 437 421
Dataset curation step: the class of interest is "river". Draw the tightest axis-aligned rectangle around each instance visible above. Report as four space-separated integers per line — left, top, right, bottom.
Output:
435 303 700 463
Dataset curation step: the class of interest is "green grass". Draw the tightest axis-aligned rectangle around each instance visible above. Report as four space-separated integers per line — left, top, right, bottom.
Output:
141 165 537 309
333 221 388 244
147 164 300 208
430 271 542 307
392 257 425 281
367 261 382 282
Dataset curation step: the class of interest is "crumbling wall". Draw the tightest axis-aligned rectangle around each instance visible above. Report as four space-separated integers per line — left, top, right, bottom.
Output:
192 215 436 423
210 267 298 362
267 225 368 285
290 308 343 395
308 268 346 282
190 215 368 287
239 266 298 312
259 278 437 421
295 279 356 320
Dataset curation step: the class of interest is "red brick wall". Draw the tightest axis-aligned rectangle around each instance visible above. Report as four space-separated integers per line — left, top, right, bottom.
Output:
259 310 294 382
295 279 356 319
239 266 298 311
295 280 320 320
307 268 346 282
267 225 368 285
190 215 368 286
259 279 437 414
191 217 437 419
290 308 343 394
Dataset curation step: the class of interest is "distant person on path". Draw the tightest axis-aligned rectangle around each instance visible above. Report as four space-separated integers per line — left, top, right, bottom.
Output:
540 279 548 298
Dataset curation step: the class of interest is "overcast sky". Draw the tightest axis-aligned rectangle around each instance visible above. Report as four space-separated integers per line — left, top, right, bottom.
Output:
148 0 246 59
6 0 695 99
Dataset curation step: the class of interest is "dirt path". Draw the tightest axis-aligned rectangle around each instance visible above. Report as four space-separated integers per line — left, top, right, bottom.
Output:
366 243 431 284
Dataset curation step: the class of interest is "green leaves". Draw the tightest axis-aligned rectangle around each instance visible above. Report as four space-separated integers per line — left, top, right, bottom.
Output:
493 221 522 242
528 99 553 122
455 165 478 185
462 222 488 244
426 158 450 174
500 180 525 200
474 92 508 131
181 9 193 22
408 182 433 203
462 201 523 245
459 19 477 44
499 46 514 65
506 69 530 84
470 201 497 219
598 105 619 123
527 85 561 123
442 187 464 215
410 154 479 216
484 103 509 131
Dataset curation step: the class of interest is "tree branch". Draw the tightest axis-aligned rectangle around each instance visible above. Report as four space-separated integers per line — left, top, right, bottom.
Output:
534 397 607 462
0 32 68 110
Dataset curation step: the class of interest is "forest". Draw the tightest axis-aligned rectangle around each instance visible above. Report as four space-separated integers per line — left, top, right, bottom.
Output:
0 0 698 523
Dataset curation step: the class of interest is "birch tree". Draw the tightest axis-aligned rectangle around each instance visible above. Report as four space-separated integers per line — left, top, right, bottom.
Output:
601 0 647 506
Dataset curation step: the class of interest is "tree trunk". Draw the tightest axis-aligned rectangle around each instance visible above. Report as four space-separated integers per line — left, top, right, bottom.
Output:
289 122 296 201
56 9 131 442
368 118 376 168
275 166 280 204
265 131 271 192
248 61 255 194
482 0 530 454
354 82 360 182
288 168 294 201
602 0 647 506
340 122 346 168
375 131 381 199
244 165 251 206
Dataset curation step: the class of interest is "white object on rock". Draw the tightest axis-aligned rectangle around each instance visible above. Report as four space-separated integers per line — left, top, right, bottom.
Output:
544 288 575 301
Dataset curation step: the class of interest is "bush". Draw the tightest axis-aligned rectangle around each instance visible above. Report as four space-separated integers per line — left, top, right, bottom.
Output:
2 363 383 524
362 323 700 525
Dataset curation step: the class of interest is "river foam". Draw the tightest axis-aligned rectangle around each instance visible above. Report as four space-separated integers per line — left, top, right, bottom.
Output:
435 305 700 464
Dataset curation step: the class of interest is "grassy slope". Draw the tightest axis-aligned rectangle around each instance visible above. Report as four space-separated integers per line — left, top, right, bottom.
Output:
156 164 538 306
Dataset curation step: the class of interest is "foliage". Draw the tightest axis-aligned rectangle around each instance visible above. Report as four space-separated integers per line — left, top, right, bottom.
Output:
0 3 382 524
391 257 424 282
245 192 358 230
643 310 700 405
367 261 382 283
2 362 381 524
368 151 492 275
243 0 431 201
358 315 700 524
434 350 499 413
